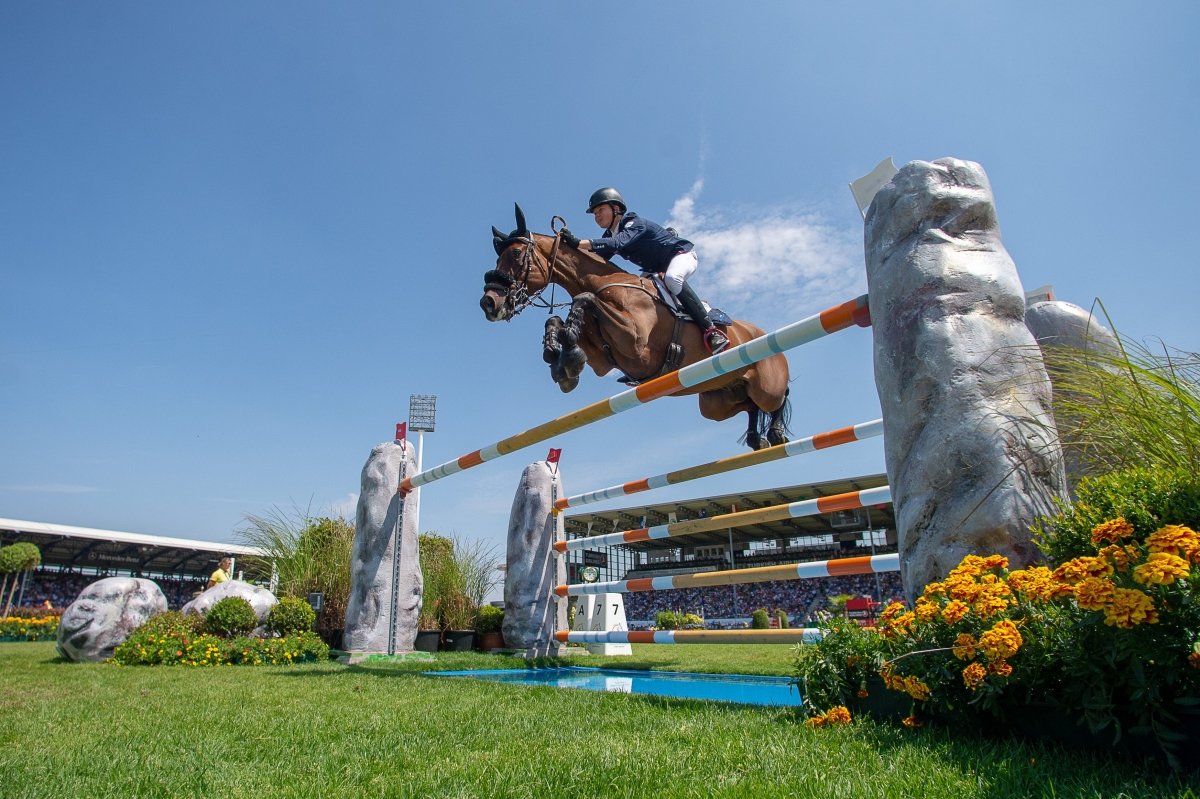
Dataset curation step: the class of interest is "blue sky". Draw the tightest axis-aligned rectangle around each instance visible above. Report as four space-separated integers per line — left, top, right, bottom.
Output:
2 3 1197 580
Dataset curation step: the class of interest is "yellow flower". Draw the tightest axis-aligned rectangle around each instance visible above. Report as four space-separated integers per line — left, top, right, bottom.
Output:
962 662 988 690
1007 566 1057 602
981 554 1009 571
1103 588 1159 628
1091 517 1135 545
914 598 940 622
922 581 947 599
903 676 931 701
824 706 852 725
901 715 923 728
941 600 970 625
1097 545 1134 572
952 632 979 661
987 659 1013 678
1145 524 1200 560
804 716 825 728
978 620 1023 662
1133 552 1192 586
1053 556 1113 585
972 582 1015 619
1074 577 1115 611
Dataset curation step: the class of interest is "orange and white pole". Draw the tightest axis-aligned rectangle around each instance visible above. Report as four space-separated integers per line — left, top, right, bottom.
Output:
553 485 891 553
399 294 870 494
553 552 899 597
553 418 883 513
554 629 822 645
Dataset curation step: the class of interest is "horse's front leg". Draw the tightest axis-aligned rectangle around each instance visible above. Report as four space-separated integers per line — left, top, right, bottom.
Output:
551 294 593 392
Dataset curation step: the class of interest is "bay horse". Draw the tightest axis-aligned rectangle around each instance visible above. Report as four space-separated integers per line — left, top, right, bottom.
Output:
479 205 791 450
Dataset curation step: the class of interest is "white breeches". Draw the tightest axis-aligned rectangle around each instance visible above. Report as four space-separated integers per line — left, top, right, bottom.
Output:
661 250 698 296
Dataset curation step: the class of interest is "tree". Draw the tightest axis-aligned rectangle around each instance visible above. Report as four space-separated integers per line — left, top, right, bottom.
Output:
0 542 42 615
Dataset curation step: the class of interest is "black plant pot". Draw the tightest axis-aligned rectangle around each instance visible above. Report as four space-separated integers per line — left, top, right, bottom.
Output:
414 629 441 653
440 629 476 651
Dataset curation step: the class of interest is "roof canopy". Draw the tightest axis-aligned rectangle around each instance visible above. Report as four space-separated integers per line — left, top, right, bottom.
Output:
0 518 263 578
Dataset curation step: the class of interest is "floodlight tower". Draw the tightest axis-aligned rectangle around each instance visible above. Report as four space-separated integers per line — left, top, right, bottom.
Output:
407 394 437 473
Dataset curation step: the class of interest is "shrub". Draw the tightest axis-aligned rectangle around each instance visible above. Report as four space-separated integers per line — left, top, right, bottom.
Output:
655 610 680 630
776 610 790 629
267 596 316 636
750 609 770 629
474 605 503 633
680 613 704 629
1033 467 1200 564
203 597 258 638
796 615 893 717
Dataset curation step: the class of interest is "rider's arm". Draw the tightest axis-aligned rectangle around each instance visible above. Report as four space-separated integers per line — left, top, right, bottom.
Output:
588 217 646 260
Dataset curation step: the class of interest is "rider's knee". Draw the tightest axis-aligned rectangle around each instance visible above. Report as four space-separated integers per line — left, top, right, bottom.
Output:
662 272 685 296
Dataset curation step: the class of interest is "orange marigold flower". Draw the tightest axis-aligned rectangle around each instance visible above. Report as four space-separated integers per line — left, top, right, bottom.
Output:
824 706 852 725
987 659 1013 678
979 620 1023 661
1133 552 1191 586
1097 545 1134 572
901 715 923 728
1007 567 1057 602
1103 587 1159 629
952 632 978 661
804 716 825 728
904 676 932 701
1146 524 1200 560
941 600 970 625
1074 577 1116 611
950 555 988 578
914 598 940 622
880 602 908 624
922 581 947 599
1091 517 1135 545
982 554 1010 571
962 661 988 690
1053 556 1112 585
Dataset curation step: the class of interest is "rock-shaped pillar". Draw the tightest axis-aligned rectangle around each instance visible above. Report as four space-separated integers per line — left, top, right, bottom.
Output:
865 158 1068 599
1025 298 1119 494
343 440 422 655
503 461 566 658
56 577 168 662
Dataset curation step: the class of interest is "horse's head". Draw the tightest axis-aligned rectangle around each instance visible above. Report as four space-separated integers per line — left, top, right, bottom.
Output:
480 203 548 321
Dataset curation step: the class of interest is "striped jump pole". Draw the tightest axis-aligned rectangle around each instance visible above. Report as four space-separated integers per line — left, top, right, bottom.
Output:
554 485 891 553
399 294 871 494
554 553 899 597
553 418 884 514
555 629 822 645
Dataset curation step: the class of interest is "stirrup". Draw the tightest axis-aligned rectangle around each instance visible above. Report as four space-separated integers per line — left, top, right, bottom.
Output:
704 326 729 354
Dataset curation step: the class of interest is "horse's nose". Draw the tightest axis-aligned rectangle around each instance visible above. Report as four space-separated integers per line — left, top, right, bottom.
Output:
480 294 500 320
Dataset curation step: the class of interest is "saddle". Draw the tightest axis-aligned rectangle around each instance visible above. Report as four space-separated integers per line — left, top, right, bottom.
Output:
615 275 732 385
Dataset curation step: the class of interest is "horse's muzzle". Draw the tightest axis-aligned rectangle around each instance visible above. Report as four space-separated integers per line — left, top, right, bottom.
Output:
480 291 507 322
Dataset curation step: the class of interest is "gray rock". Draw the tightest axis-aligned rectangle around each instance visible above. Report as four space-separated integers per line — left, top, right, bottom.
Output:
1026 299 1119 492
865 157 1068 600
503 461 566 658
181 580 277 632
343 440 422 654
56 577 168 662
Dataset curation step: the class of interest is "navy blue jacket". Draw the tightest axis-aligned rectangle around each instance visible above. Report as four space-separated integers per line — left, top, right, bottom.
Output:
590 212 694 273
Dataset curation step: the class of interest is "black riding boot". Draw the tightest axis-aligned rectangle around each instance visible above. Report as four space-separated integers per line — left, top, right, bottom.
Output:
674 282 729 354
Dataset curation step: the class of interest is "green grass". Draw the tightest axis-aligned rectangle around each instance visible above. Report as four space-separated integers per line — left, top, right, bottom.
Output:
1 642 1196 798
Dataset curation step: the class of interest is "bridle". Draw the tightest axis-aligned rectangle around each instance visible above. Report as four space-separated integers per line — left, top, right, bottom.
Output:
484 216 572 318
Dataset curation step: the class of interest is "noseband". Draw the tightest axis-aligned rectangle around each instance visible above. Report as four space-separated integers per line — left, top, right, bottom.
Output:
484 225 569 318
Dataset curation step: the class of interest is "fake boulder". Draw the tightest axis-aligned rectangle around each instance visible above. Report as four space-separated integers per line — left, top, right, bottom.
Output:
181 579 277 630
503 461 566 658
343 439 422 654
865 157 1068 599
56 577 168 662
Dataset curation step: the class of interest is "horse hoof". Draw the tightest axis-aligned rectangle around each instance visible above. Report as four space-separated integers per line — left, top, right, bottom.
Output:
557 375 579 393
560 346 586 375
745 432 762 451
767 431 789 447
543 345 562 365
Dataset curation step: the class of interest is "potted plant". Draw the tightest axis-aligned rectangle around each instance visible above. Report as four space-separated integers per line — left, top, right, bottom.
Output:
440 593 476 651
474 605 505 651
414 599 441 653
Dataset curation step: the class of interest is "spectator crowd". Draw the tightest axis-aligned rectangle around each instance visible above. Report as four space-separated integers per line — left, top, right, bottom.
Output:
16 570 208 611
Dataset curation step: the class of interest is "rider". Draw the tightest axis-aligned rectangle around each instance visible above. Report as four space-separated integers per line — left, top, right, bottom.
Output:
560 187 730 354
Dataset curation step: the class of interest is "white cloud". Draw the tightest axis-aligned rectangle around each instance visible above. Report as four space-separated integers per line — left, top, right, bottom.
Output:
666 181 864 328
328 492 359 520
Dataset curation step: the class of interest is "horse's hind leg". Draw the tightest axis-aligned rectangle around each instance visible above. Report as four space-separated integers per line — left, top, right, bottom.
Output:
765 390 791 447
744 407 764 451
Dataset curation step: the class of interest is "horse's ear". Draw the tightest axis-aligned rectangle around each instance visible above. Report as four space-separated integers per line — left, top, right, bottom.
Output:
492 226 508 255
513 203 527 237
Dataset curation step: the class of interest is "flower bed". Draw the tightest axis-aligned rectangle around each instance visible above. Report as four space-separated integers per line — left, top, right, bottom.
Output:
111 608 329 666
797 467 1200 770
0 615 59 642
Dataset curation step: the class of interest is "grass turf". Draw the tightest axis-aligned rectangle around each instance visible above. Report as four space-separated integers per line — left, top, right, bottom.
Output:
1 642 1196 798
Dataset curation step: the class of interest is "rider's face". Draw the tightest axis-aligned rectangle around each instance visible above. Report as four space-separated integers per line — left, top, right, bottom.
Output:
592 204 617 229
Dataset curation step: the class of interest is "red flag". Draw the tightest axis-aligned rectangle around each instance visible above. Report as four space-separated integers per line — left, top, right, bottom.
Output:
547 448 562 464
395 422 407 442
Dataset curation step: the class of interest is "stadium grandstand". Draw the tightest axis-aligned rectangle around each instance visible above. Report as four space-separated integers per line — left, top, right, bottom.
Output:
559 473 903 628
0 518 263 610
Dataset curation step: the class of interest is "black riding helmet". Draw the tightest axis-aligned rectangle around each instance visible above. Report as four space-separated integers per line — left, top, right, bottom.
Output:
586 187 627 215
